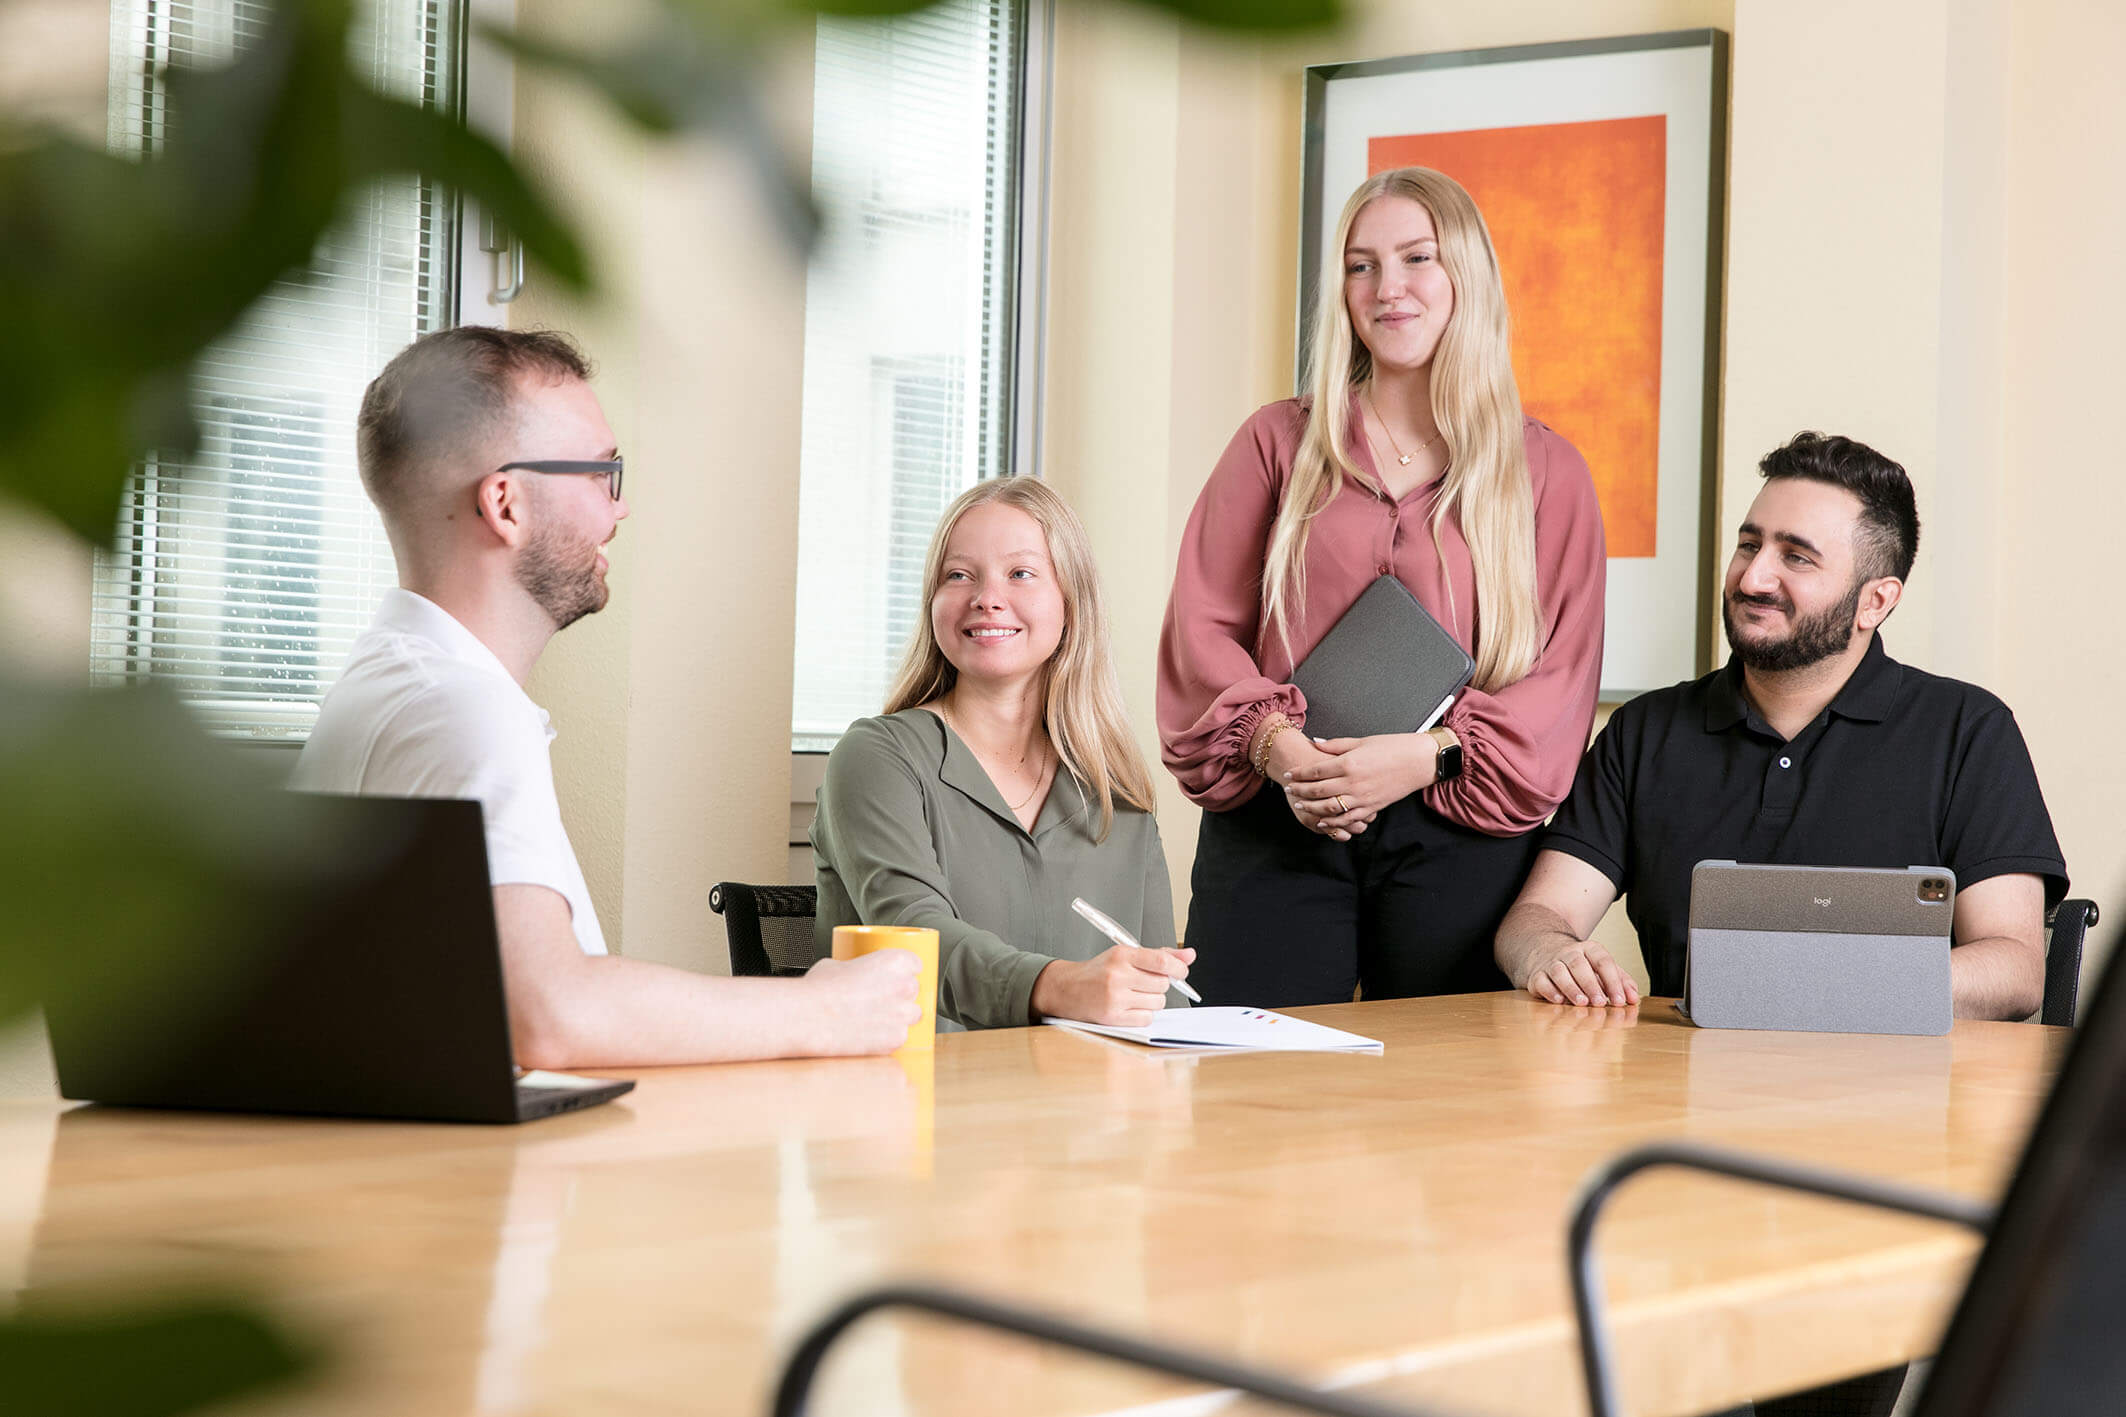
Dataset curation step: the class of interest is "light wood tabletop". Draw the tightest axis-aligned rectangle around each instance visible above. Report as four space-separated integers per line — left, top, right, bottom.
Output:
0 994 2067 1417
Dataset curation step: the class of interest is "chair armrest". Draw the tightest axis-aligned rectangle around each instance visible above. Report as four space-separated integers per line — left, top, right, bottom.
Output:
775 1281 1460 1417
1568 1141 1990 1417
2044 899 2099 1028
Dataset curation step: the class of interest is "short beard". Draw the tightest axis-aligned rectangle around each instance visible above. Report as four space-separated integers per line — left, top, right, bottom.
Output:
1722 577 1864 673
515 523 607 631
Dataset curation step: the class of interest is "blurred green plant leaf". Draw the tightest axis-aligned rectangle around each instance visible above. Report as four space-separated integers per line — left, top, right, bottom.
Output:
341 86 588 286
772 0 1339 24
796 0 946 17
0 1292 315 1417
479 10 820 252
0 0 585 546
476 24 690 134
2 0 1341 546
783 0 1340 26
1129 0 1339 30
0 677 355 1030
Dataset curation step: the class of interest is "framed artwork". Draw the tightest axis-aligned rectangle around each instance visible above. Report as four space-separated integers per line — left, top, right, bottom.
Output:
1301 30 1729 699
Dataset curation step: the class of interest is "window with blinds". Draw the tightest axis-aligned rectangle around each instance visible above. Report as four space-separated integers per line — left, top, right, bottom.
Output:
92 0 461 739
790 0 1026 753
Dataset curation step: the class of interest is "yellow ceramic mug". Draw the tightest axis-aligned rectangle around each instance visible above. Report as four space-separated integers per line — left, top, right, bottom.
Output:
831 924 939 1052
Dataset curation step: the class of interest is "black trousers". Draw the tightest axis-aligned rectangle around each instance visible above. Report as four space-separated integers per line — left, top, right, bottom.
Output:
1185 785 1539 1006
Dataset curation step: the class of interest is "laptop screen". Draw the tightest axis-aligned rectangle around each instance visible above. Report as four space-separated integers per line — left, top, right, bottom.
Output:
46 795 526 1124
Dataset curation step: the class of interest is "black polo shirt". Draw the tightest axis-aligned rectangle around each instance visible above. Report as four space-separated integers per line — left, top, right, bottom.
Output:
1544 634 2068 996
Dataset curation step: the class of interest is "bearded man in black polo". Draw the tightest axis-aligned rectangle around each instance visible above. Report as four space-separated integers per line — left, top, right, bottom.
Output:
1494 431 2067 1020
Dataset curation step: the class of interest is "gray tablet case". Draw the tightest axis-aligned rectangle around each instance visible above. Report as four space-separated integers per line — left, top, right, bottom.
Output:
1683 862 1956 1035
1290 575 1475 741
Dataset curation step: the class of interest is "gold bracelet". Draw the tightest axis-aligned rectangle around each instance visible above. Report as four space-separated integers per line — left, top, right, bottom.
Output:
1251 714 1294 777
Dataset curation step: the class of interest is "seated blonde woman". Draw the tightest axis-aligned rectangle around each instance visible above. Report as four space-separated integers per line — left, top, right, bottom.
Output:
811 478 1191 1031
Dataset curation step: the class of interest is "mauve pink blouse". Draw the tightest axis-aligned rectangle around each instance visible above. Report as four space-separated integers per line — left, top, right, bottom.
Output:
1156 397 1607 837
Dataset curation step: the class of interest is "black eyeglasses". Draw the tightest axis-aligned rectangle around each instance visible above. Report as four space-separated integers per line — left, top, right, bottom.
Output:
497 457 624 501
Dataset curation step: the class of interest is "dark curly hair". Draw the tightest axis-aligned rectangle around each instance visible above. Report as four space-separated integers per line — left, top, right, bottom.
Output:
1759 431 1920 583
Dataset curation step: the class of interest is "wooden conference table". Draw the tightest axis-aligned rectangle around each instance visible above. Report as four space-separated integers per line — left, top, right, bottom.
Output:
0 994 2068 1417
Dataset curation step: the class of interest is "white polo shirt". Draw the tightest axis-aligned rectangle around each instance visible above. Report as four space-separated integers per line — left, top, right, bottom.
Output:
292 589 609 956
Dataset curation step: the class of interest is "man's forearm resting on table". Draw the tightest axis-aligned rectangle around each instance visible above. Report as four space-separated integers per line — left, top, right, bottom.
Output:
1950 935 2045 1021
1495 902 1637 1007
1494 901 1582 990
1493 850 1633 1006
1947 872 2047 1022
493 885 914 1068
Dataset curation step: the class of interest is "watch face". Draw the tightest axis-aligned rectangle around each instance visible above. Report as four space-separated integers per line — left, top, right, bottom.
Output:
1437 740 1464 781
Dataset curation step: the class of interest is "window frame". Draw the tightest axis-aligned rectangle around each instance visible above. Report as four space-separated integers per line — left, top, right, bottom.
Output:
93 0 512 749
456 0 519 332
786 0 1053 837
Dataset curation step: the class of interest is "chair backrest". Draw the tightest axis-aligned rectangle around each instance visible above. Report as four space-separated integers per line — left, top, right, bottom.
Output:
1911 920 2126 1416
708 882 819 978
2042 899 2099 1027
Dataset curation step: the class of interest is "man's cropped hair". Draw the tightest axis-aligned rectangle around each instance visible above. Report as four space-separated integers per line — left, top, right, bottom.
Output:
356 326 592 513
1759 431 1920 583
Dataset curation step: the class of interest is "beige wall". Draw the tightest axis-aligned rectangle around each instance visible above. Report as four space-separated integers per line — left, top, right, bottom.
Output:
1997 0 2126 974
510 2 815 974
509 3 643 959
1721 0 1948 670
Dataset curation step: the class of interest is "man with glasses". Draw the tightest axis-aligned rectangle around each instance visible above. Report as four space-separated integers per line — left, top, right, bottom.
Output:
294 326 920 1066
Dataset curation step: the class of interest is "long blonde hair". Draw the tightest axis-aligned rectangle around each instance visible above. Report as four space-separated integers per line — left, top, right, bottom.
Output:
884 478 1157 839
1265 167 1541 692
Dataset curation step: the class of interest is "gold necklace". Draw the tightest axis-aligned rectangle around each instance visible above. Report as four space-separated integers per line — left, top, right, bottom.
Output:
1365 387 1443 467
939 700 1053 813
1003 760 1052 813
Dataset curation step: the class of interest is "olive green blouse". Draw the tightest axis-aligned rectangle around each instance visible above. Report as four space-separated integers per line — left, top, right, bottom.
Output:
810 709 1179 1031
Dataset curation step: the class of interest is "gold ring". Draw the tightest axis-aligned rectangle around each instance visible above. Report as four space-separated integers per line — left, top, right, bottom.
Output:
1334 794 1351 815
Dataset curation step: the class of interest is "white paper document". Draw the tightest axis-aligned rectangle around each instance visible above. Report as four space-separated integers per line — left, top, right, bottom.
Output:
1044 1007 1383 1054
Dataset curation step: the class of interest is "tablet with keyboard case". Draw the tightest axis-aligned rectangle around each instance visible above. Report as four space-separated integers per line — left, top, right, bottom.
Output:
1683 861 1956 1035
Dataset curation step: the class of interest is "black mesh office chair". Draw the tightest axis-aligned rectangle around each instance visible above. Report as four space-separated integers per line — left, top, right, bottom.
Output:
2043 899 2099 1027
707 882 817 978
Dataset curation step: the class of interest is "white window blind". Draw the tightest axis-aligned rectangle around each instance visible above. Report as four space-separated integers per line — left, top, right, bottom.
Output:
92 0 461 739
790 0 1026 753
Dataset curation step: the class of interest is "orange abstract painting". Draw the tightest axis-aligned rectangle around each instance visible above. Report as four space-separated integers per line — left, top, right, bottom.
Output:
1370 117 1666 557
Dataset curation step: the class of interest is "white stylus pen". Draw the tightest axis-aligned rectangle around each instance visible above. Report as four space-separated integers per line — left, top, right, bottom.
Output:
1071 896 1202 1003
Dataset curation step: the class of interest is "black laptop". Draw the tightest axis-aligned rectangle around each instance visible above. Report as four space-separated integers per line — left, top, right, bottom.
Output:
45 794 633 1124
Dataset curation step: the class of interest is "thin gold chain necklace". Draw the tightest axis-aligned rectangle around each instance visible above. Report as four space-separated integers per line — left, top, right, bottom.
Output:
940 699 1053 812
1365 386 1443 467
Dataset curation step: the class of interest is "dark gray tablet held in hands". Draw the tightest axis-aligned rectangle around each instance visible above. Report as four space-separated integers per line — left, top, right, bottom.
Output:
1682 861 1956 1036
1290 575 1475 741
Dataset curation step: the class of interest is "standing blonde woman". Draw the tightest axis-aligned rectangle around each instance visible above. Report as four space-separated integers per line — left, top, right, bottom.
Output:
1158 167 1607 1006
813 478 1193 1031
